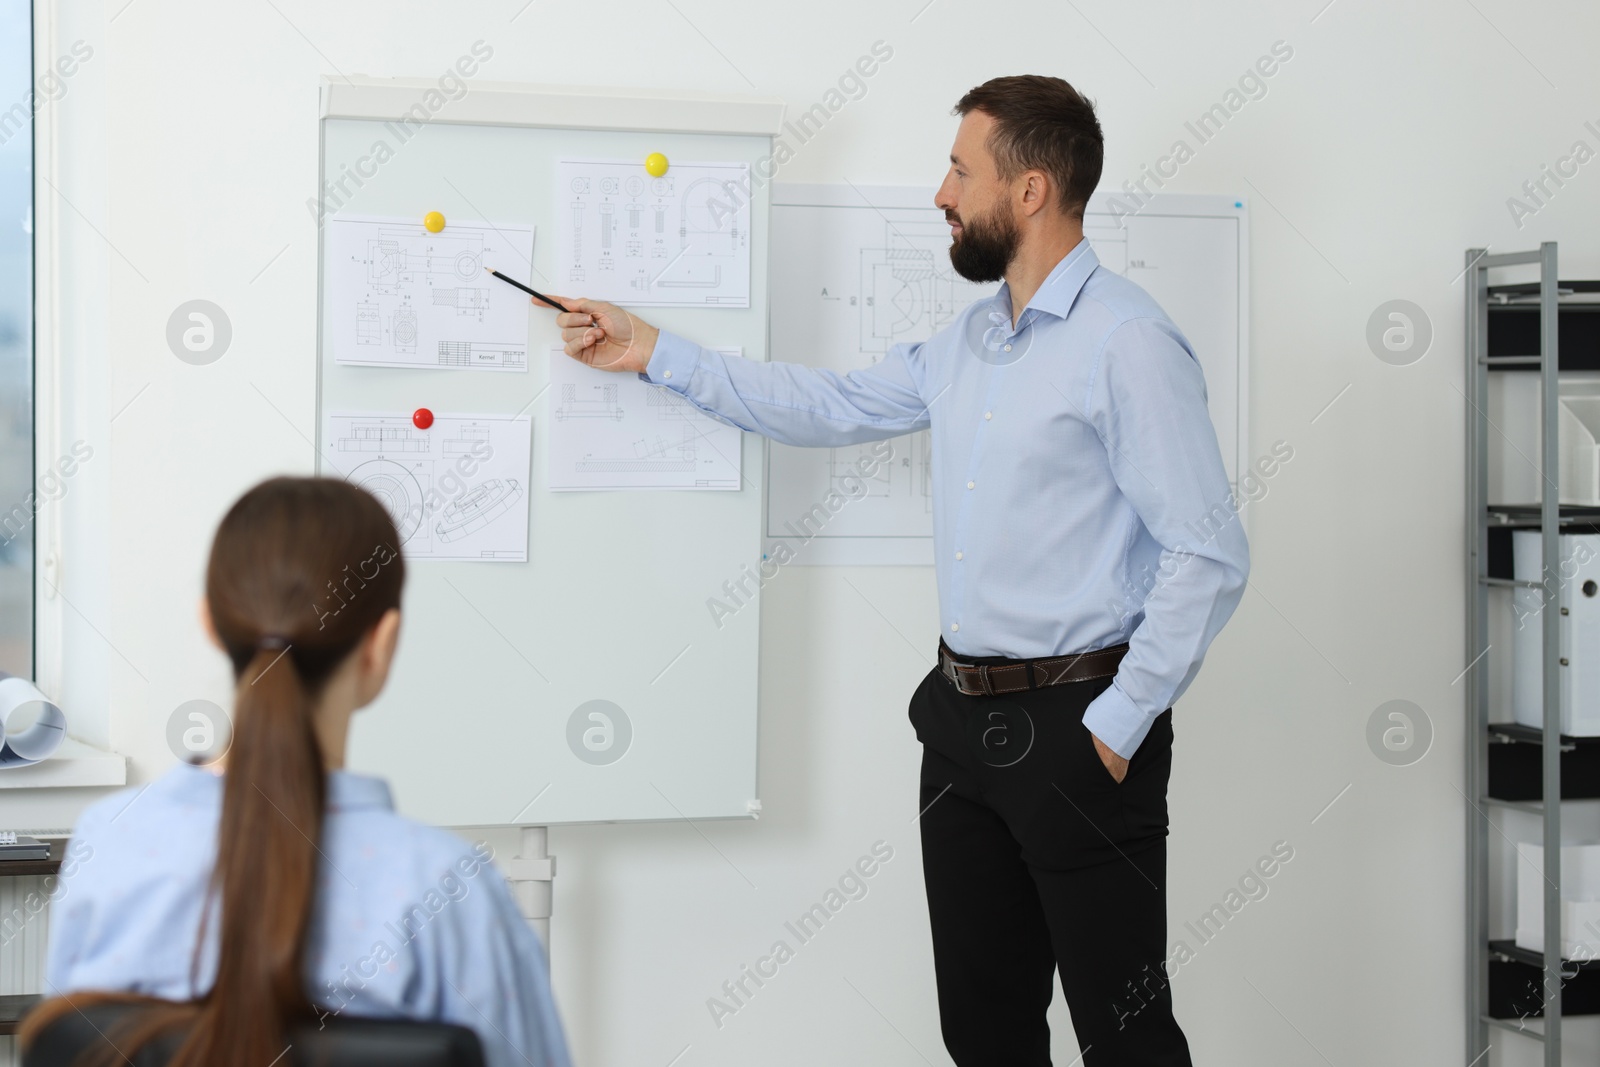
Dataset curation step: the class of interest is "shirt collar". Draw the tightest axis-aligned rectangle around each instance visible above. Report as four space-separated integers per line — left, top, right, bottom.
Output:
165 761 394 813
993 237 1099 324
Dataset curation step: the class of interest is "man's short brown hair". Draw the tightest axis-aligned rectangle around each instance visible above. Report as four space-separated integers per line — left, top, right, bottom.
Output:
953 75 1103 220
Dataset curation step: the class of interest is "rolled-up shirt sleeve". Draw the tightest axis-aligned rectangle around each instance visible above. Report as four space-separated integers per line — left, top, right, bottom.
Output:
1080 317 1250 759
639 330 932 447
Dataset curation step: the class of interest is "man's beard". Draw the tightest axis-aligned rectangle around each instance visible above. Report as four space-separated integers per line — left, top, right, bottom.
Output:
947 202 1020 283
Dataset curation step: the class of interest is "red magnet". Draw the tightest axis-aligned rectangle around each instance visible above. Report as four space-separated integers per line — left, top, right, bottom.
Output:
412 408 434 429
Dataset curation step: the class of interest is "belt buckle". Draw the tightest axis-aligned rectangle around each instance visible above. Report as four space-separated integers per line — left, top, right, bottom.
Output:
942 649 994 697
959 663 993 697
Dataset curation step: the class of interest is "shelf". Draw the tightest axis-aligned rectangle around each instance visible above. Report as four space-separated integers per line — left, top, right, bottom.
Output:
1487 296 1600 372
0 994 39 1037
1484 796 1545 814
1490 940 1600 1017
1467 247 1581 1055
1492 938 1600 970
1483 1014 1544 1040
1489 280 1600 301
1485 519 1600 580
0 738 126 790
0 838 64 878
1488 724 1600 800
1490 723 1600 747
1485 504 1600 526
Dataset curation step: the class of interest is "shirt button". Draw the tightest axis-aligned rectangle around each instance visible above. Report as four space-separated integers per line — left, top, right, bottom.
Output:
663 370 672 379
950 623 960 632
955 551 964 560
1003 344 1012 352
966 480 975 490
984 411 992 420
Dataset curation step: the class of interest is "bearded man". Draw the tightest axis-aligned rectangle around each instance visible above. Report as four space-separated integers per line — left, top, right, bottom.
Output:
554 75 1248 1067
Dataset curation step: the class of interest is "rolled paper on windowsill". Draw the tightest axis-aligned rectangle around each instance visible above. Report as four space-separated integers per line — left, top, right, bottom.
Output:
0 674 67 768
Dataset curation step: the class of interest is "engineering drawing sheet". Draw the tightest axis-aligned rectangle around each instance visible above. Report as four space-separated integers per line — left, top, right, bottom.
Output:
547 348 742 490
323 411 533 562
327 215 535 371
766 185 995 565
556 159 751 308
766 185 1248 565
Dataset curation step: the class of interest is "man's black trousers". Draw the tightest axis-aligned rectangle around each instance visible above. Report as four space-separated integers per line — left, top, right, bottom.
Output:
910 664 1192 1067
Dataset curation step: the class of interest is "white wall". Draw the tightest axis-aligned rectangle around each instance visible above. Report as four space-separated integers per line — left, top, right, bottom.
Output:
16 0 1600 1064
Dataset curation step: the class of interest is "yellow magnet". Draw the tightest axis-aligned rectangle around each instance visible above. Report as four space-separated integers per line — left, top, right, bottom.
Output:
644 152 669 178
423 211 446 233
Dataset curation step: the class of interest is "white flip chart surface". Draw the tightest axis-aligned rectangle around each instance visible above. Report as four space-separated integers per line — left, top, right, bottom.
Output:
324 411 533 562
315 100 777 828
327 214 536 371
557 159 751 308
547 348 743 491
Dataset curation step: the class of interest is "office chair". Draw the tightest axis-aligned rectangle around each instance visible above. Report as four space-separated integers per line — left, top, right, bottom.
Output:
22 1001 486 1067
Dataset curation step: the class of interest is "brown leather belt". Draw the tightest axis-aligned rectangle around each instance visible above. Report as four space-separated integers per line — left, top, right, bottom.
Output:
937 638 1129 697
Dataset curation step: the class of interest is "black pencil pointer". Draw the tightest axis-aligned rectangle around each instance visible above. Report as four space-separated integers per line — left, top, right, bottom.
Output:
485 268 574 315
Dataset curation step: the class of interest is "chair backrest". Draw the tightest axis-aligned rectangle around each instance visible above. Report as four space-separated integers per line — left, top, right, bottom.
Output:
23 1001 486 1067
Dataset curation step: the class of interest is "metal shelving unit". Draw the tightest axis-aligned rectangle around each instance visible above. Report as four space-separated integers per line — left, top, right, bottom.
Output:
1466 242 1587 1065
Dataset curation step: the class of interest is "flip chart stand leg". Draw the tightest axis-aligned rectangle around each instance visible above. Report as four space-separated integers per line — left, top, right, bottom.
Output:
507 825 555 960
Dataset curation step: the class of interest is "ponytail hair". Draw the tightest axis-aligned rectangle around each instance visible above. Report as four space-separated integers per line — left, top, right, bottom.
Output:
23 477 406 1065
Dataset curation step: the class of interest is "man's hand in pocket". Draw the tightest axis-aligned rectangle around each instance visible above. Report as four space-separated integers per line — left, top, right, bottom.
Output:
1091 733 1128 784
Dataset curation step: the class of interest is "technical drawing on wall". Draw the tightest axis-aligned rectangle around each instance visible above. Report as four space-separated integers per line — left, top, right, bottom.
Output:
766 185 995 565
547 348 742 491
435 479 525 544
557 159 751 308
327 214 536 371
323 411 532 561
858 217 980 354
766 184 1248 565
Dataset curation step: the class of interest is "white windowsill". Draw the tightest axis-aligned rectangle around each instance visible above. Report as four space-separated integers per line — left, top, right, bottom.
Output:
0 738 127 789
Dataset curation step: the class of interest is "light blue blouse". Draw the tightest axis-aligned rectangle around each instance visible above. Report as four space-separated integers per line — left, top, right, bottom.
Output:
46 762 572 1067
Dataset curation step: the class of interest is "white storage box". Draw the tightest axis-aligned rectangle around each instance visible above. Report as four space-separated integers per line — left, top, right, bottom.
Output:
1558 381 1600 506
1512 531 1600 736
1517 842 1600 959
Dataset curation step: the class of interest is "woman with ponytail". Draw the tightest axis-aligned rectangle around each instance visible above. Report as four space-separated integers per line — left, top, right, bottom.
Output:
26 478 572 1067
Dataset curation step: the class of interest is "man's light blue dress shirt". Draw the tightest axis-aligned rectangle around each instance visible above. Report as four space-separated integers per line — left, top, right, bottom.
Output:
642 239 1249 757
46 762 572 1067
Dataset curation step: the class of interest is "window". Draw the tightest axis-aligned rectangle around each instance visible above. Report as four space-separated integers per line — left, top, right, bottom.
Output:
0 0 34 676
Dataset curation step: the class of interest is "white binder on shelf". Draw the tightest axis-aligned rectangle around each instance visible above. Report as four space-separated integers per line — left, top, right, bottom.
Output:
1513 530 1600 735
1516 841 1600 958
